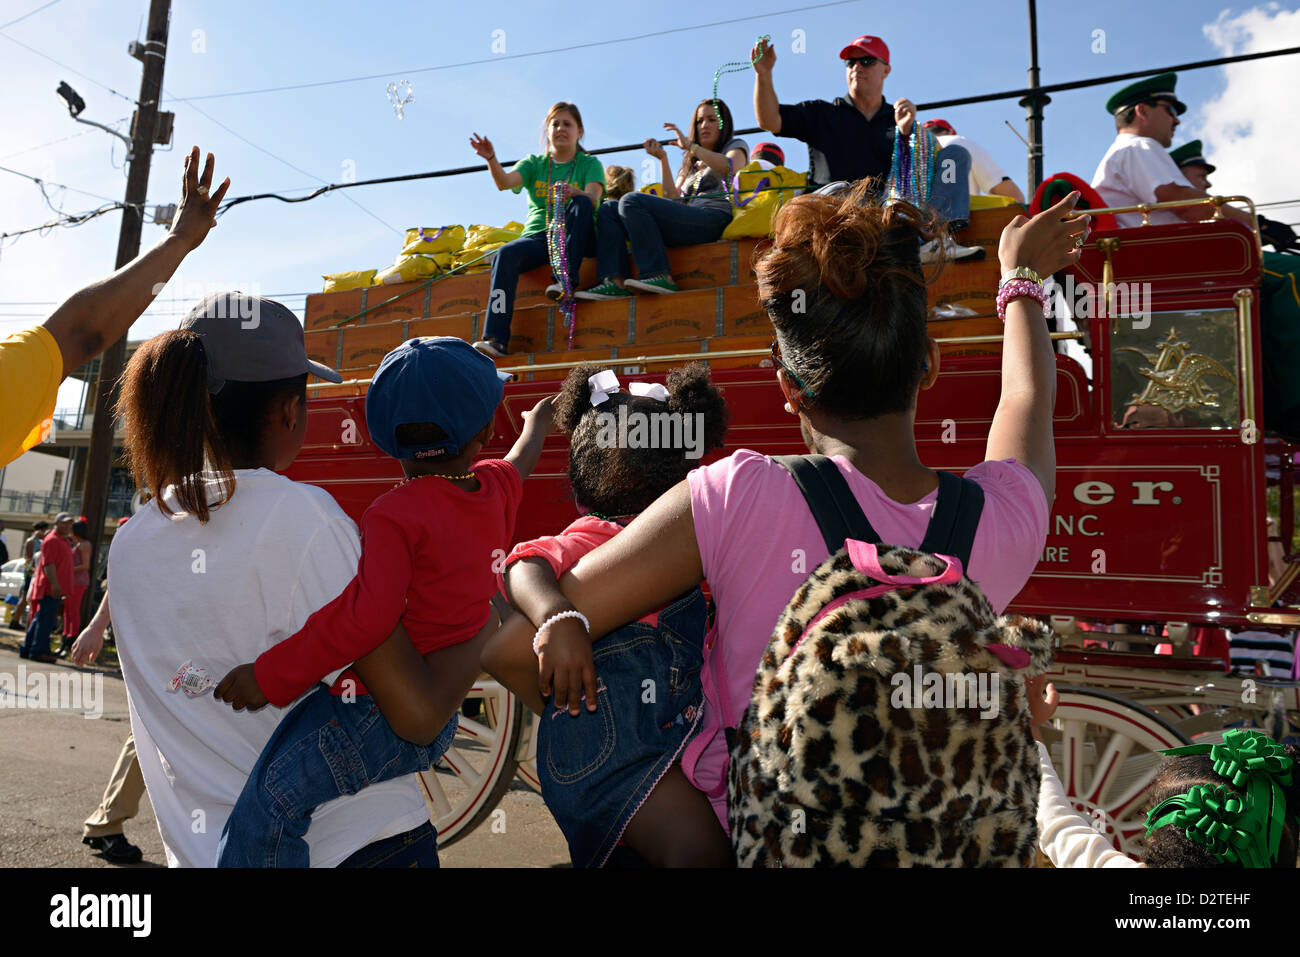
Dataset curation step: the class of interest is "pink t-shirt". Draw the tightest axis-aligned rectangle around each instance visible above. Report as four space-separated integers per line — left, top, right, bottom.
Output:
686 450 1050 828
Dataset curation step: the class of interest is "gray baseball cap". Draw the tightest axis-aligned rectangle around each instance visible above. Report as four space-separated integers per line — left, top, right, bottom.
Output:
179 292 342 393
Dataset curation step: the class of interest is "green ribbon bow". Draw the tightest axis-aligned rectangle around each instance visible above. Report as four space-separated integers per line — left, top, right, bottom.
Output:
1144 729 1292 868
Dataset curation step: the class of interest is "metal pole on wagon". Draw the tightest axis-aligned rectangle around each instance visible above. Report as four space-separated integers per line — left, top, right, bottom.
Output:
1020 0 1049 197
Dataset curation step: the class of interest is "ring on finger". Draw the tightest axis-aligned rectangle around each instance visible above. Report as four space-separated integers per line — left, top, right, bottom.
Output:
197 185 209 198
1074 235 1084 248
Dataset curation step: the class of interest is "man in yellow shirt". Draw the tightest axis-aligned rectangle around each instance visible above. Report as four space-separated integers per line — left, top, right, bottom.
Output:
0 147 229 465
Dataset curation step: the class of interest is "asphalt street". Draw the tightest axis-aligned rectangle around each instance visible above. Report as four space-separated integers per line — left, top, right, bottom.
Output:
0 636 568 869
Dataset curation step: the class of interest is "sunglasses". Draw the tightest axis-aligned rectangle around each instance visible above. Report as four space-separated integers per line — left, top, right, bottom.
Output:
1150 100 1179 118
771 341 817 400
845 56 881 67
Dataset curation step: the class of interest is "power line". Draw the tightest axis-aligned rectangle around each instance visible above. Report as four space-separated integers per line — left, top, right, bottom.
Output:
0 0 62 31
0 128 92 161
162 0 856 103
0 163 126 204
0 28 137 103
168 90 401 234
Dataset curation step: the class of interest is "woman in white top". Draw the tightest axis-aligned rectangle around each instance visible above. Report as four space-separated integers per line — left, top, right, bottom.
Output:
108 292 466 867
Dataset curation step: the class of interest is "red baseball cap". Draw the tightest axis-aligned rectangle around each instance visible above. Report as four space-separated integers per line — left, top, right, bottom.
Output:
923 118 956 135
839 35 889 64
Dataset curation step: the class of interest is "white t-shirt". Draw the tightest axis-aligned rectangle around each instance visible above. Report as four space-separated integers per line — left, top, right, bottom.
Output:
936 133 1011 196
1090 132 1192 227
108 468 428 867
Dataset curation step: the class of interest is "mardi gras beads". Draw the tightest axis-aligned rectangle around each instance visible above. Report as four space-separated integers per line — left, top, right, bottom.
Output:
546 182 578 349
888 125 938 207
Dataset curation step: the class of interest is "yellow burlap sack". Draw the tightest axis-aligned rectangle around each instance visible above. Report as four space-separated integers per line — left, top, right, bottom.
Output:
400 226 466 256
463 222 523 249
322 269 378 293
452 242 506 274
375 254 446 285
721 164 808 240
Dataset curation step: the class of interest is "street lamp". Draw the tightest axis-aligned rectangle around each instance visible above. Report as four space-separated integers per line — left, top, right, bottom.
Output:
56 80 133 154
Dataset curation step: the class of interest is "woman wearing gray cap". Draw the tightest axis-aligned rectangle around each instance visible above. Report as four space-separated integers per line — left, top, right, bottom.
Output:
106 295 457 867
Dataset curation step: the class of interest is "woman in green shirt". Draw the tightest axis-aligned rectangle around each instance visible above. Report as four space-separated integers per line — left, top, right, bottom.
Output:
470 102 604 357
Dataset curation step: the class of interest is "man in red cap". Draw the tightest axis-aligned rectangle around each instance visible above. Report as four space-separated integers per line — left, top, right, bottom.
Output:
751 34 983 262
923 118 1024 202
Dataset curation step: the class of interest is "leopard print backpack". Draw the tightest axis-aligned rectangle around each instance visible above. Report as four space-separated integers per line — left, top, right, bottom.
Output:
727 455 1055 867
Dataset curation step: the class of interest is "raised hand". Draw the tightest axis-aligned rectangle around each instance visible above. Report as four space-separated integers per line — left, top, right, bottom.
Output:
644 137 667 161
894 98 916 137
170 147 230 252
663 122 691 152
751 37 776 75
470 133 496 160
998 191 1091 278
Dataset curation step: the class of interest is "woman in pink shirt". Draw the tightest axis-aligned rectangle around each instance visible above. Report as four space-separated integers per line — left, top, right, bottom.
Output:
489 184 1091 837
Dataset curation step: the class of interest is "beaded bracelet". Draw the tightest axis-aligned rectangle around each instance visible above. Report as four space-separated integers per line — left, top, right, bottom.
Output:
532 610 591 656
996 278 1047 323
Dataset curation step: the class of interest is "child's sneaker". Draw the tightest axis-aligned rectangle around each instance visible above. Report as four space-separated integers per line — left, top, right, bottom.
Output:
575 280 633 301
624 275 679 295
545 283 566 301
472 339 508 358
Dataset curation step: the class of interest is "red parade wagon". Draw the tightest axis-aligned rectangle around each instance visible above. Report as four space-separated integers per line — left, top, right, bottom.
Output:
290 198 1300 853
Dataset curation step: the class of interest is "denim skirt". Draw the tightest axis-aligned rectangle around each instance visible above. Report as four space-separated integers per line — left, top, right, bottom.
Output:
538 587 707 868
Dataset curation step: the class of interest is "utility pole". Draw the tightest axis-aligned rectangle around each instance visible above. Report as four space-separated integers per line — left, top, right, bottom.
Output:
79 0 170 624
1020 0 1048 197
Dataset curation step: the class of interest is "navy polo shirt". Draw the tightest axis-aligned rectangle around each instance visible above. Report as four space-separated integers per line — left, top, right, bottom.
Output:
778 96 897 190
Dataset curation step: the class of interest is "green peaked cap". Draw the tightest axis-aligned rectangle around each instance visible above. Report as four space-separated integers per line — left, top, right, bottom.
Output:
1106 71 1187 116
1169 139 1215 173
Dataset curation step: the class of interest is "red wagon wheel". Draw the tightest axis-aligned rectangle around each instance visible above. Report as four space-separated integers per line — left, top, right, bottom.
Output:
417 676 523 847
1039 686 1192 858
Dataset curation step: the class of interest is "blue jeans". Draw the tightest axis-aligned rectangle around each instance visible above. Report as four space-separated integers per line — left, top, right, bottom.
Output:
21 596 60 657
538 588 707 868
216 685 457 868
483 193 595 346
612 192 733 280
337 820 439 868
816 143 972 228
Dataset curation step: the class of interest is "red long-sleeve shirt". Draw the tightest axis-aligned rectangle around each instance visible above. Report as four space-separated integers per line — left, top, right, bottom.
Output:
255 459 523 707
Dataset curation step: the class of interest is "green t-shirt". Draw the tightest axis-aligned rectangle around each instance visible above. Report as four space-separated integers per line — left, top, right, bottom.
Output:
511 151 604 236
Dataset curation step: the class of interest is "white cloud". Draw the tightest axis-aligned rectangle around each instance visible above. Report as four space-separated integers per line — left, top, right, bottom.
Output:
1197 4 1300 211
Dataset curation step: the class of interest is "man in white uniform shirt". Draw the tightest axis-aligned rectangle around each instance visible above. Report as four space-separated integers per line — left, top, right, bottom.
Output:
1090 72 1255 230
922 119 1024 202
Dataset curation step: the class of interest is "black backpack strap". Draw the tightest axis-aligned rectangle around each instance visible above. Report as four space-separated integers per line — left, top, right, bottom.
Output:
773 455 880 552
917 471 986 572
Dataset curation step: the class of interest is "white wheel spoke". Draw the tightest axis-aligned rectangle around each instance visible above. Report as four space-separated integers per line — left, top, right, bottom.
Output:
420 770 453 817
1059 719 1087 797
1085 732 1135 805
444 746 483 790
455 715 496 745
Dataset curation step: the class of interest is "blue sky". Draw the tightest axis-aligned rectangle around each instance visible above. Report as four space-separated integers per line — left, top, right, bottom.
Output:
2 0 1298 407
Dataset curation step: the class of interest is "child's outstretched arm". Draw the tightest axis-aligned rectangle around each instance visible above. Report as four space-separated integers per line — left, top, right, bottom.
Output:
503 395 556 480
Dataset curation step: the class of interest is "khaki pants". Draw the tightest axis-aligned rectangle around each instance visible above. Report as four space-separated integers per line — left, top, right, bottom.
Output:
82 733 145 839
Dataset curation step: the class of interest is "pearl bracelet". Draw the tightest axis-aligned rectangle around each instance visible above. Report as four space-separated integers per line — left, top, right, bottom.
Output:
996 278 1047 323
532 610 591 656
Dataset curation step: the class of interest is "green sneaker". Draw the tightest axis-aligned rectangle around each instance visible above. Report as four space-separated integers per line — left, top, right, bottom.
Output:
624 274 679 295
574 279 633 301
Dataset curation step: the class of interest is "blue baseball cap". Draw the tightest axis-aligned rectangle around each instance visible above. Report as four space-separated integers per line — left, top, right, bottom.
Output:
365 337 513 460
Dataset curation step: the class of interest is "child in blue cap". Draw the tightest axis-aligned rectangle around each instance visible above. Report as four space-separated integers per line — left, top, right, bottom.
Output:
214 336 553 867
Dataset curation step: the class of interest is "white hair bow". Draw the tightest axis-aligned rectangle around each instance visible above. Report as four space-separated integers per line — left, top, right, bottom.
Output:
588 370 670 406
